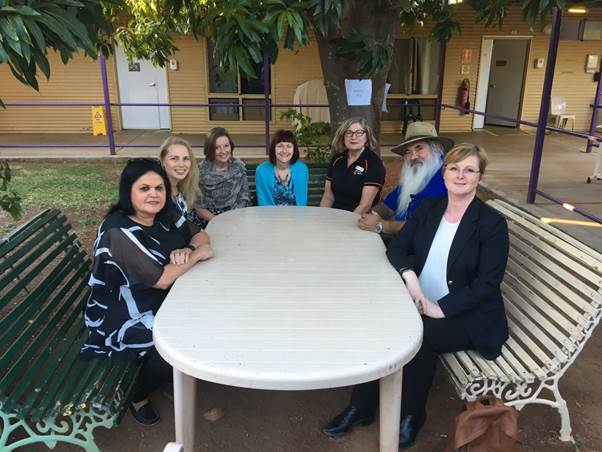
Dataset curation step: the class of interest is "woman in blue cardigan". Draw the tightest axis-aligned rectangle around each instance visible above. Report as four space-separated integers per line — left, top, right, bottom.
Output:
256 129 309 206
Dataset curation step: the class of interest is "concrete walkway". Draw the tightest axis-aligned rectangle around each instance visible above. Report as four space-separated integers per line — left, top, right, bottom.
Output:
1 127 600 250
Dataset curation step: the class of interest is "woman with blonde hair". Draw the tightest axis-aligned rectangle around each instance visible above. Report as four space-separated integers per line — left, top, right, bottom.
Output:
158 136 199 221
324 143 509 449
320 117 385 214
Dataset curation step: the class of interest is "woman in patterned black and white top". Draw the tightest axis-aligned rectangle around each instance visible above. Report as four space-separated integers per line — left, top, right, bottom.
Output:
81 159 213 426
159 136 199 222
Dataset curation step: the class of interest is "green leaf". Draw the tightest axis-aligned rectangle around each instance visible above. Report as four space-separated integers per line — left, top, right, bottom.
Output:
33 50 50 79
22 17 45 51
0 16 18 41
0 43 8 62
14 5 40 17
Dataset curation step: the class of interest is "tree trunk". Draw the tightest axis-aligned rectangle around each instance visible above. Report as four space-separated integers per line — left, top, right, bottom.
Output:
316 1 402 153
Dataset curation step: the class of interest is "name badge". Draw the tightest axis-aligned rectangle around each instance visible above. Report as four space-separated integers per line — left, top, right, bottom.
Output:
353 165 365 176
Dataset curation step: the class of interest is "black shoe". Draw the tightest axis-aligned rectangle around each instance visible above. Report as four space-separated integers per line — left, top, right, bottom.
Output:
323 405 374 437
398 413 426 449
129 400 160 426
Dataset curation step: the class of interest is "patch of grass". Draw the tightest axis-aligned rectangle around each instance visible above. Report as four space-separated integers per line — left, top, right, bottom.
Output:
0 160 125 249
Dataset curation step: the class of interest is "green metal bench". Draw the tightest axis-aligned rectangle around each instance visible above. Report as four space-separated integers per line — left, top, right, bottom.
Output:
0 209 140 452
244 162 329 206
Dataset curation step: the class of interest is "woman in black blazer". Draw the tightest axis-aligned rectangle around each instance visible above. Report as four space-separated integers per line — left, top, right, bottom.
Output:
323 143 509 449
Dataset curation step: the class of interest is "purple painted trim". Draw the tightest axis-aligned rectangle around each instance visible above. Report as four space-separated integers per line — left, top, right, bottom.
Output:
443 103 599 144
435 40 447 132
99 55 116 156
0 144 111 148
586 75 602 153
535 190 602 224
263 52 271 155
527 8 562 204
3 101 437 108
0 143 262 149
3 102 103 106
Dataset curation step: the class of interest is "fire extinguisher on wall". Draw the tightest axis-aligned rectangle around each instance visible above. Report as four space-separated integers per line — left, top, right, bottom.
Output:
457 78 470 115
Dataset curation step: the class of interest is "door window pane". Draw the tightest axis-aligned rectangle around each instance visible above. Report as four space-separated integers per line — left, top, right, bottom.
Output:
388 39 412 94
412 39 440 95
209 98 239 121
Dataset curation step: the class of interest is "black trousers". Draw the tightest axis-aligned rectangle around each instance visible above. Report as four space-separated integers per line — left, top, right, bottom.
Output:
131 347 173 402
350 316 473 417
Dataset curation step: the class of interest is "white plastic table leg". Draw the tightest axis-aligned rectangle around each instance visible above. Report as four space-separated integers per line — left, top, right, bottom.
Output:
173 368 197 451
379 368 403 452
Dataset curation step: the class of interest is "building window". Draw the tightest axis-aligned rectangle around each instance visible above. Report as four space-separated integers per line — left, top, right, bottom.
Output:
383 38 440 122
207 41 271 121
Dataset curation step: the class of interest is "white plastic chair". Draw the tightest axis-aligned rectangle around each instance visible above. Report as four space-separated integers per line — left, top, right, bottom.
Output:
550 96 576 131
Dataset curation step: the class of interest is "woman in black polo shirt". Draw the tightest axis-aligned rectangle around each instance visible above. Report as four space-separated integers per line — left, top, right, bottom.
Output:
320 117 385 214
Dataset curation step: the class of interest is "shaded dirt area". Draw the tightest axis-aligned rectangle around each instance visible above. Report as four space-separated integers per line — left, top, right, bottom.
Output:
5 158 602 451
39 326 602 451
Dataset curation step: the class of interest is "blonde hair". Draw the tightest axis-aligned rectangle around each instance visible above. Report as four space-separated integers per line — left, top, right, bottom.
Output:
158 136 200 206
331 117 378 154
444 142 488 176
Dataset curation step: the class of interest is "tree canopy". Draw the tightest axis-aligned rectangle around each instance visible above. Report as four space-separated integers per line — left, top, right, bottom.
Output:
0 0 566 131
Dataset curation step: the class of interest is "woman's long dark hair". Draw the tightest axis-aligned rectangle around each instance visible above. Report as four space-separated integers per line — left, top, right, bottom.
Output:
108 158 173 222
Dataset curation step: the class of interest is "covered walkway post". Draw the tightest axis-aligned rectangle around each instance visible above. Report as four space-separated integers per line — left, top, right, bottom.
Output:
586 70 602 154
263 52 271 154
434 40 447 133
99 55 116 156
527 8 562 204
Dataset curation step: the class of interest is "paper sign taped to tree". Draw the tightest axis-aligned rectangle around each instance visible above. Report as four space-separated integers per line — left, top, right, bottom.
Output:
345 79 372 106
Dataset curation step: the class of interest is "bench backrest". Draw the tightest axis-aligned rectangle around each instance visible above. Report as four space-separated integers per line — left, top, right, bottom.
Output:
245 162 328 206
489 199 602 378
0 210 137 421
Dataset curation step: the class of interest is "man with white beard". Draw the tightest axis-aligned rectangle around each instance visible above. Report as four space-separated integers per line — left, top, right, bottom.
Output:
358 122 453 239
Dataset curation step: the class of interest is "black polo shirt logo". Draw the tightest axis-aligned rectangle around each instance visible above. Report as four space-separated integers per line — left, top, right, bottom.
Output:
353 165 365 176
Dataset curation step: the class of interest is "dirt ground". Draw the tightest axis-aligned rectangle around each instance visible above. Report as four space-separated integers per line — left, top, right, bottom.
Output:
6 158 602 452
51 325 602 452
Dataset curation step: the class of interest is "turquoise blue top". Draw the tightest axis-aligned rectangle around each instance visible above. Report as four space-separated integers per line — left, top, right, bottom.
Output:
255 160 309 206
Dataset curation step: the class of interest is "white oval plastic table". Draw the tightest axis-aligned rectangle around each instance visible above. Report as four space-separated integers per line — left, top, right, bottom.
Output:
154 207 423 452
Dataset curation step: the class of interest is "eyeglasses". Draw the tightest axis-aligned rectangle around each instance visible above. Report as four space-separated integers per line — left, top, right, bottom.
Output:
344 129 366 138
445 165 480 177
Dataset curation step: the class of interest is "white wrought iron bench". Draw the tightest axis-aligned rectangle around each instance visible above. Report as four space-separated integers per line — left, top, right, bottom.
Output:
440 199 602 443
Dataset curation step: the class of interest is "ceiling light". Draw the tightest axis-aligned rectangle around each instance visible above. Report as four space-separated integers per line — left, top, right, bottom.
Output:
567 7 587 14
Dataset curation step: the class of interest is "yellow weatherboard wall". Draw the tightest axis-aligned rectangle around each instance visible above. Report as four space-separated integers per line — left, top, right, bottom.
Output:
0 6 601 134
0 51 121 133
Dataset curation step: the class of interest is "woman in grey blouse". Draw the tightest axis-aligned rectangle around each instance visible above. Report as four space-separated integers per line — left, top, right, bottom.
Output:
192 127 250 228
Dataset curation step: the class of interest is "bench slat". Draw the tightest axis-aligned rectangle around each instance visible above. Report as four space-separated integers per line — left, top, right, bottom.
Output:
505 315 555 368
508 246 593 319
34 339 100 419
469 351 517 382
506 334 548 379
508 228 600 310
0 210 60 257
0 227 77 308
504 267 581 347
505 218 602 284
490 200 602 263
504 286 569 361
497 342 538 381
0 215 69 277
2 271 89 406
0 248 88 360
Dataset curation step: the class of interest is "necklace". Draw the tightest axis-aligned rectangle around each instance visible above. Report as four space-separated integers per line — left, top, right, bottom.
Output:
275 167 290 185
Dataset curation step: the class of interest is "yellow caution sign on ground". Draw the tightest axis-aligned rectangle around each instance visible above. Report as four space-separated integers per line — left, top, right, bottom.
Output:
91 106 107 136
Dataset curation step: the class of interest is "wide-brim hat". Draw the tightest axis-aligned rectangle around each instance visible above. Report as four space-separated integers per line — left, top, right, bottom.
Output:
391 122 454 156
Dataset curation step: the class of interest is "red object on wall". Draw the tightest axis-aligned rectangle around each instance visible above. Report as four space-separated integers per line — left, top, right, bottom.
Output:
457 78 470 115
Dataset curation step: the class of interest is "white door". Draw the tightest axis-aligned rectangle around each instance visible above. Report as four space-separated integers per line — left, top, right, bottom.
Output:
115 47 170 129
485 40 529 127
